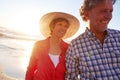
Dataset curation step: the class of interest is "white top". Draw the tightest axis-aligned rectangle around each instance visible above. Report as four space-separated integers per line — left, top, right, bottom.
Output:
49 53 59 67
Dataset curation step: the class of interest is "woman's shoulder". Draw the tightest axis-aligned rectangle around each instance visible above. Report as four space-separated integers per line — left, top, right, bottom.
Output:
35 37 50 45
35 39 46 45
33 37 50 49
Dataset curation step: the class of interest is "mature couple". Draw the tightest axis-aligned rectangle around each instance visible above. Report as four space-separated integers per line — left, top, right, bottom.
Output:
25 0 120 80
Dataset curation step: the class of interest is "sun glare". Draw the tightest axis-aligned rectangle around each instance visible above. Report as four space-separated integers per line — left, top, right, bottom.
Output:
20 41 35 71
3 9 43 72
6 9 40 36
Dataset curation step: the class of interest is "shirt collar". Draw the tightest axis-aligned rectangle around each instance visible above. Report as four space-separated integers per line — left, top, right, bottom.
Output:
106 29 113 38
85 27 111 39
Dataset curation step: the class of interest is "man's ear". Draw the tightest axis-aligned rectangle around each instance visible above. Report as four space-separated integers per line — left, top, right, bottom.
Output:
84 11 89 21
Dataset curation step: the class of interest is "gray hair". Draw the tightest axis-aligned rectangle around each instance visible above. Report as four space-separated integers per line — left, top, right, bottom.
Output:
80 0 116 21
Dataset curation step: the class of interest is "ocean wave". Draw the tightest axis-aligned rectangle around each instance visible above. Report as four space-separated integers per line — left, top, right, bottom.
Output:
0 26 41 41
0 44 24 51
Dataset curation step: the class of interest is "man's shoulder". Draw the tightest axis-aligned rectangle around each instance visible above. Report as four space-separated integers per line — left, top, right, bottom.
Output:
75 32 86 39
71 32 86 44
108 28 120 33
108 29 120 37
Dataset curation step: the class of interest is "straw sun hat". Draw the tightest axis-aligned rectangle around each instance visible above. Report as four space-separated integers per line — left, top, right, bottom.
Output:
39 12 80 39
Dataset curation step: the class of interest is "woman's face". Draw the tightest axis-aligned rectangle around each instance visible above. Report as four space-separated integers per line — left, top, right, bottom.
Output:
51 20 69 38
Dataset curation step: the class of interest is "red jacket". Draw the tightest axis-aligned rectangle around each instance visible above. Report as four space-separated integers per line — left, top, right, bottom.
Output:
25 37 68 80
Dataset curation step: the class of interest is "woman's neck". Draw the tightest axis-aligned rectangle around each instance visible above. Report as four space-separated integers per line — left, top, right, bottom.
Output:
49 37 62 55
50 36 61 44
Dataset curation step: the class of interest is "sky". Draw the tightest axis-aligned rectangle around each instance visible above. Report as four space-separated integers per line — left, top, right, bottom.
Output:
0 0 120 40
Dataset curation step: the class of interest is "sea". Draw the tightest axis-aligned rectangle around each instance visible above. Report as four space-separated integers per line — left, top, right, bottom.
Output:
0 27 42 80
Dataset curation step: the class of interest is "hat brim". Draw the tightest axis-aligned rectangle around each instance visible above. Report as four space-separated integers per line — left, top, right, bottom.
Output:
39 12 80 39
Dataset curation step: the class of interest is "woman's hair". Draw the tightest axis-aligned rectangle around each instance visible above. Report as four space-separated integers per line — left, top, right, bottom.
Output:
80 0 116 21
49 18 69 35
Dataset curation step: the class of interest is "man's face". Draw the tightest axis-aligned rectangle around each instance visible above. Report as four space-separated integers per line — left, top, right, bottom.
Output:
87 0 113 33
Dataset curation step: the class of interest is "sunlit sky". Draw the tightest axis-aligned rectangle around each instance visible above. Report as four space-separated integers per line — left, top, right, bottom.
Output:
0 0 120 39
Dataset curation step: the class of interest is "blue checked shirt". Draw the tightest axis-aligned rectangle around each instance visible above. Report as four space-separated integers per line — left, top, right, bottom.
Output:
65 28 120 80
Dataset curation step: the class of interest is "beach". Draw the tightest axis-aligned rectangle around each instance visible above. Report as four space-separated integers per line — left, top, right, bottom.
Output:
0 34 37 80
